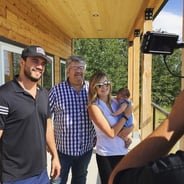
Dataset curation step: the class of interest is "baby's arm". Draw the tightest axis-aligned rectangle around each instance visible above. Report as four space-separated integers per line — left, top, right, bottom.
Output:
118 124 134 138
118 125 134 148
112 103 128 116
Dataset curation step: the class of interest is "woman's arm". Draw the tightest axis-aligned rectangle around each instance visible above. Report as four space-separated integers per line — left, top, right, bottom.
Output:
88 104 132 138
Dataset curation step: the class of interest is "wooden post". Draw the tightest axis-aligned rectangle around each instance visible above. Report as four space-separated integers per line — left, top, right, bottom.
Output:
179 0 184 150
181 0 184 90
132 30 140 132
128 41 140 131
128 41 133 101
140 9 153 139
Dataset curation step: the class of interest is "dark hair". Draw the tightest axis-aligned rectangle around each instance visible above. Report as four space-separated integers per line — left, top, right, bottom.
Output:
117 88 130 98
21 56 27 61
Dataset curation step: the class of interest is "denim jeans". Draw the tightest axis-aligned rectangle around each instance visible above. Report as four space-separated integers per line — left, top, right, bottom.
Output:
3 169 49 184
50 149 93 184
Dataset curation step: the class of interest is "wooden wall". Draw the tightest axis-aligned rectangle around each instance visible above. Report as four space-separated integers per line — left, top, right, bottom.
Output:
0 0 73 84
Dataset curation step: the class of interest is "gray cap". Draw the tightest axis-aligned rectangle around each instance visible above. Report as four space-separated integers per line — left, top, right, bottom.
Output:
21 46 52 63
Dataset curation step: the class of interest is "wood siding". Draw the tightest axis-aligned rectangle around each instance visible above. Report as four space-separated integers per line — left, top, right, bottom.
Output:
0 0 72 83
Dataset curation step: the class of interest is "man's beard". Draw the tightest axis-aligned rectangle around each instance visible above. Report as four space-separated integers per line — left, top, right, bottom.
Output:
24 69 41 82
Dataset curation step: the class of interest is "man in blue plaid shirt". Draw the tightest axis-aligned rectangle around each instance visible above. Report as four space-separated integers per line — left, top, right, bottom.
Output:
49 55 96 184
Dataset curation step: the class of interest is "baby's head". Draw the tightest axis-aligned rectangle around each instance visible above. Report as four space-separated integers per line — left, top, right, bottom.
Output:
116 88 130 102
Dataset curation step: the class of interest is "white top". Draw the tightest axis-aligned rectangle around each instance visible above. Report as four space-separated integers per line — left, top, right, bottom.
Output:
93 98 128 156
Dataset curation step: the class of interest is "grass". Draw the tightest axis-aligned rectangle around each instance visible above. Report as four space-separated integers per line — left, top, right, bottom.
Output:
154 106 171 128
155 106 179 154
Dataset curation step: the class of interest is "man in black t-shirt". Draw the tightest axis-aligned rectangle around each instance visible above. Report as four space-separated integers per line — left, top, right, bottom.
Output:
0 46 60 183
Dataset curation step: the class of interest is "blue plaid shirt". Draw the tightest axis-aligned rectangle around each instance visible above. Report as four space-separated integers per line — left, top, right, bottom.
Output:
49 80 95 156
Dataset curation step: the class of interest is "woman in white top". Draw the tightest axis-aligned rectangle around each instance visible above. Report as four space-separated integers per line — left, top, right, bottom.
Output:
88 71 134 184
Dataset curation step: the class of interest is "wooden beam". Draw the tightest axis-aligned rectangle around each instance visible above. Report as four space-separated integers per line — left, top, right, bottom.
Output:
140 18 153 139
180 0 184 150
132 30 140 132
128 41 133 97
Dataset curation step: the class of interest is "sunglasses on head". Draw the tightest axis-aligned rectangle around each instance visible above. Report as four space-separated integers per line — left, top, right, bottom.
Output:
96 80 111 88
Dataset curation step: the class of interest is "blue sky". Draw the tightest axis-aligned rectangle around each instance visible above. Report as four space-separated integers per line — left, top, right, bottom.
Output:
163 0 182 15
153 0 182 40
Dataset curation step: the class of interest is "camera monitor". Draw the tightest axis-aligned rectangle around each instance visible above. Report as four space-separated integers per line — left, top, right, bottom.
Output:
141 31 179 55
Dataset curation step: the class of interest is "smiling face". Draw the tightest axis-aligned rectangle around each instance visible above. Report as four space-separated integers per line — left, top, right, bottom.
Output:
88 71 112 105
67 61 85 86
96 77 111 98
21 56 46 82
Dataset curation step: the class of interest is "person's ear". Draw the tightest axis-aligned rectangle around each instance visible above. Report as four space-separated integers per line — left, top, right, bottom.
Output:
20 58 25 66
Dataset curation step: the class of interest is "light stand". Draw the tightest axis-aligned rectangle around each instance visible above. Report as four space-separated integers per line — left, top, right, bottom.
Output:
141 31 184 55
141 31 184 78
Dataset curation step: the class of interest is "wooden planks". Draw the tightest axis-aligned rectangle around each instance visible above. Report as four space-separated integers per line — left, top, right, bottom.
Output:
0 0 72 58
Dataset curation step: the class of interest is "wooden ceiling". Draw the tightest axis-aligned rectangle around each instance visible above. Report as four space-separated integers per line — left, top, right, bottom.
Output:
16 0 167 40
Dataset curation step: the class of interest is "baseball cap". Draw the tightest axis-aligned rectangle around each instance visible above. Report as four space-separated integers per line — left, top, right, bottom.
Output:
21 46 52 63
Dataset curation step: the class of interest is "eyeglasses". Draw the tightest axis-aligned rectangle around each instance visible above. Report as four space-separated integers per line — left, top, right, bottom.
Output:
96 80 111 88
69 66 85 71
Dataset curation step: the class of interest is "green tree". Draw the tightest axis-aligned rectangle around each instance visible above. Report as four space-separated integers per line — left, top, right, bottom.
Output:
74 38 181 106
152 49 181 106
74 39 128 94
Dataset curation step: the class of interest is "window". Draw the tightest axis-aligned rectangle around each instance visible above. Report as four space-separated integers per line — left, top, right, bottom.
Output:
42 55 54 90
0 42 22 85
4 51 21 83
60 59 66 82
0 41 54 90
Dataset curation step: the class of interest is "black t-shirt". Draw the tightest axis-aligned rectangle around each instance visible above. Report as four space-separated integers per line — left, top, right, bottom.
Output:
114 150 184 184
0 78 51 182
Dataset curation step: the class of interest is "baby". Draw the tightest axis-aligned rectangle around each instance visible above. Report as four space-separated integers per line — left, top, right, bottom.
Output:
112 88 134 148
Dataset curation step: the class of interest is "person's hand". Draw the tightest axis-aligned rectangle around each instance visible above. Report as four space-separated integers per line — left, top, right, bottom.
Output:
111 112 115 116
93 136 97 147
124 137 132 148
50 157 61 180
118 125 134 148
124 104 132 118
118 125 134 137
